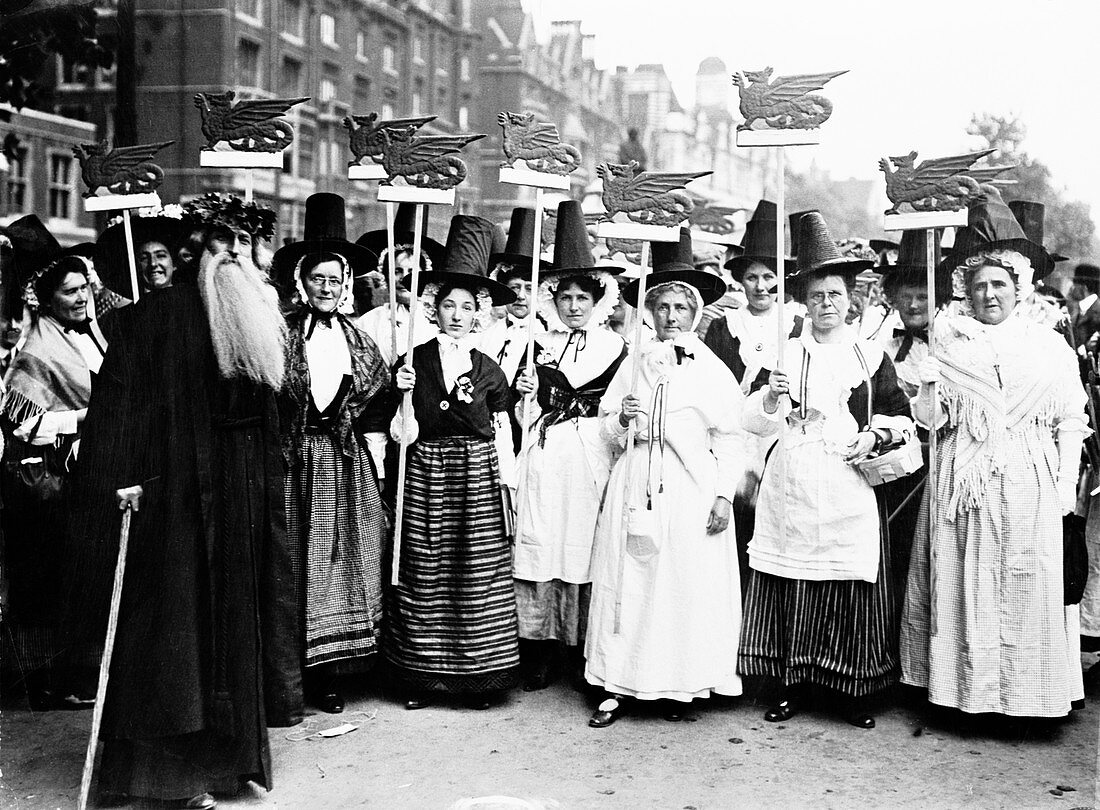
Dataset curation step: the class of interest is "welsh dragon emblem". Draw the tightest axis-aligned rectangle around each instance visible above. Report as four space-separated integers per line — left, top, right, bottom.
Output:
498 111 581 175
880 149 1014 214
194 90 309 152
343 112 436 166
379 126 486 189
72 139 173 197
597 161 710 228
689 202 743 236
734 67 847 131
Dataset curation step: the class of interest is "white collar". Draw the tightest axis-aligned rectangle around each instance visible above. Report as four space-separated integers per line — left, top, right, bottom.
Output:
1081 293 1098 313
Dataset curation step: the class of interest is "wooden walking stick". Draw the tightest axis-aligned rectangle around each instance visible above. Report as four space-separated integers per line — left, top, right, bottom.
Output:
734 66 848 545
595 160 710 634
78 502 133 810
377 123 486 586
496 110 579 537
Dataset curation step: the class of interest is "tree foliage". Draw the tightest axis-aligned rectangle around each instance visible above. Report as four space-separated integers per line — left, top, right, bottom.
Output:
967 112 1095 262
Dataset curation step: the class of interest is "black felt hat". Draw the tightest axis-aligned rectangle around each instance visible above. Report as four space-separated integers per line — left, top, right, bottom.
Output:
356 202 446 269
1008 200 1068 269
95 214 186 300
542 200 620 282
272 193 377 291
937 186 1053 279
489 207 551 283
869 238 899 258
621 227 726 307
786 211 873 295
2 214 62 287
878 229 953 304
724 200 796 277
789 209 818 258
416 215 516 306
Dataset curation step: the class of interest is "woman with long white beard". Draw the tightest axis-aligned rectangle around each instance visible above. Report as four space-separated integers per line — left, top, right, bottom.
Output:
511 201 626 691
585 231 745 728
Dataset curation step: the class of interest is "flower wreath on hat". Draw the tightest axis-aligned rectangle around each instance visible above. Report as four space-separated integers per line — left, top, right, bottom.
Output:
292 252 355 315
182 192 277 240
536 269 620 333
950 248 1035 319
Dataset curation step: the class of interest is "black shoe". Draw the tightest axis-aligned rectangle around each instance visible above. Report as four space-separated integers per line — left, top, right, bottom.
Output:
404 693 433 710
588 695 628 728
764 698 801 723
318 690 345 714
660 699 687 722
843 696 876 729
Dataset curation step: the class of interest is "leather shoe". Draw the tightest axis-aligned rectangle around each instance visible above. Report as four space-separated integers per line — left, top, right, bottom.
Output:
404 694 433 710
846 710 876 729
588 696 628 728
764 698 800 723
661 700 687 722
318 691 344 714
181 794 217 809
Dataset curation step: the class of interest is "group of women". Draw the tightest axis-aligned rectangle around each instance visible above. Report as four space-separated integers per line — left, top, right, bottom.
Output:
2 186 1088 736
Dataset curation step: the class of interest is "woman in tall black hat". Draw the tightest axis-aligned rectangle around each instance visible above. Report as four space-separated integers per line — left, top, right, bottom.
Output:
740 212 915 729
902 186 1089 719
272 193 392 714
704 201 802 588
355 202 445 368
387 214 521 710
1006 200 1072 334
584 228 745 727
507 201 626 691
1 216 107 710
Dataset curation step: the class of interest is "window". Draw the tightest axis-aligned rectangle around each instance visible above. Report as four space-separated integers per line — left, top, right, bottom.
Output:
412 35 423 64
459 55 470 81
296 124 315 178
354 77 371 113
381 103 394 121
436 85 447 111
236 0 262 20
436 35 450 75
320 13 337 47
282 0 304 39
356 30 368 61
318 133 329 176
457 105 468 130
47 152 73 220
280 57 303 97
320 77 337 103
236 39 261 88
58 55 91 87
5 146 28 213
412 78 423 116
382 44 397 75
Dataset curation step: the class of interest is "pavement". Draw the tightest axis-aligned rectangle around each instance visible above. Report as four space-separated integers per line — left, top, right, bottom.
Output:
2 658 1098 810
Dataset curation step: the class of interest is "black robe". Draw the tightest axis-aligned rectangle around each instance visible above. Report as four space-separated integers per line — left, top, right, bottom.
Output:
65 285 301 791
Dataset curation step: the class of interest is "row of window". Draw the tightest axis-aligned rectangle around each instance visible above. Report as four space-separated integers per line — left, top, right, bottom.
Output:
4 148 78 221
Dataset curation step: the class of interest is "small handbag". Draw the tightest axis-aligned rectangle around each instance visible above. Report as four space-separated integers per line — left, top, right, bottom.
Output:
851 344 924 487
2 419 70 502
1064 513 1088 606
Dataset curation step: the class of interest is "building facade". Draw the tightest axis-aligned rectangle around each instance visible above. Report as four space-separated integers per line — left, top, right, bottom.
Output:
45 0 482 246
0 105 98 246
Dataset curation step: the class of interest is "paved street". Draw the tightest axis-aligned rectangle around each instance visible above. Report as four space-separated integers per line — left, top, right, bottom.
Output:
3 656 1098 810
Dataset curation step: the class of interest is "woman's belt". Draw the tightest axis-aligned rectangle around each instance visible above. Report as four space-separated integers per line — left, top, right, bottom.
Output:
538 387 601 447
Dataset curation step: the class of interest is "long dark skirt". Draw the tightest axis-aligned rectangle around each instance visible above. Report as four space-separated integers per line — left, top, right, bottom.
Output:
739 522 898 698
286 432 385 669
385 437 519 694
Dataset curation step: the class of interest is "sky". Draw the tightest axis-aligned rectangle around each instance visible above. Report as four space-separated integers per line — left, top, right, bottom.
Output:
524 0 1100 217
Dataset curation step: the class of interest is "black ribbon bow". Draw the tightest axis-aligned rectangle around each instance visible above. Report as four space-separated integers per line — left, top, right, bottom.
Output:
893 328 927 362
306 310 336 339
674 345 694 365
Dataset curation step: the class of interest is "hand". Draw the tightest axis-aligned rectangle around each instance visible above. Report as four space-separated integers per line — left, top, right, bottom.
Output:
706 496 732 535
1060 482 1078 516
514 370 537 396
619 394 643 427
917 357 942 385
764 369 789 412
116 485 143 513
395 366 416 392
844 431 877 464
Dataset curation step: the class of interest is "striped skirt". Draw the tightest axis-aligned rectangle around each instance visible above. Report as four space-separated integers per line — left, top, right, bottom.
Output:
739 515 898 698
286 432 385 668
385 437 520 693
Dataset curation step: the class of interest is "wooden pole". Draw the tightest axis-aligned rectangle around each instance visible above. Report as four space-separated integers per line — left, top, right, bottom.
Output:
774 146 787 542
121 209 140 303
925 227 937 551
385 201 398 364
391 205 424 587
614 240 651 635
513 189 544 540
78 505 132 810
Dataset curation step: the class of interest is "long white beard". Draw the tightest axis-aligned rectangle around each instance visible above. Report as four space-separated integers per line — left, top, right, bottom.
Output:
198 251 287 389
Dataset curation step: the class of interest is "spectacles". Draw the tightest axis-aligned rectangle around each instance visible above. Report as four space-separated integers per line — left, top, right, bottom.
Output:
808 290 846 305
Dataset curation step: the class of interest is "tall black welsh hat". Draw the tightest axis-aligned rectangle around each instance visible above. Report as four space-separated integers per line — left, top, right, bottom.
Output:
724 200 795 277
356 202 446 269
490 207 551 283
416 215 516 306
1008 199 1068 269
272 193 377 291
938 186 1053 279
621 227 726 307
785 211 872 296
